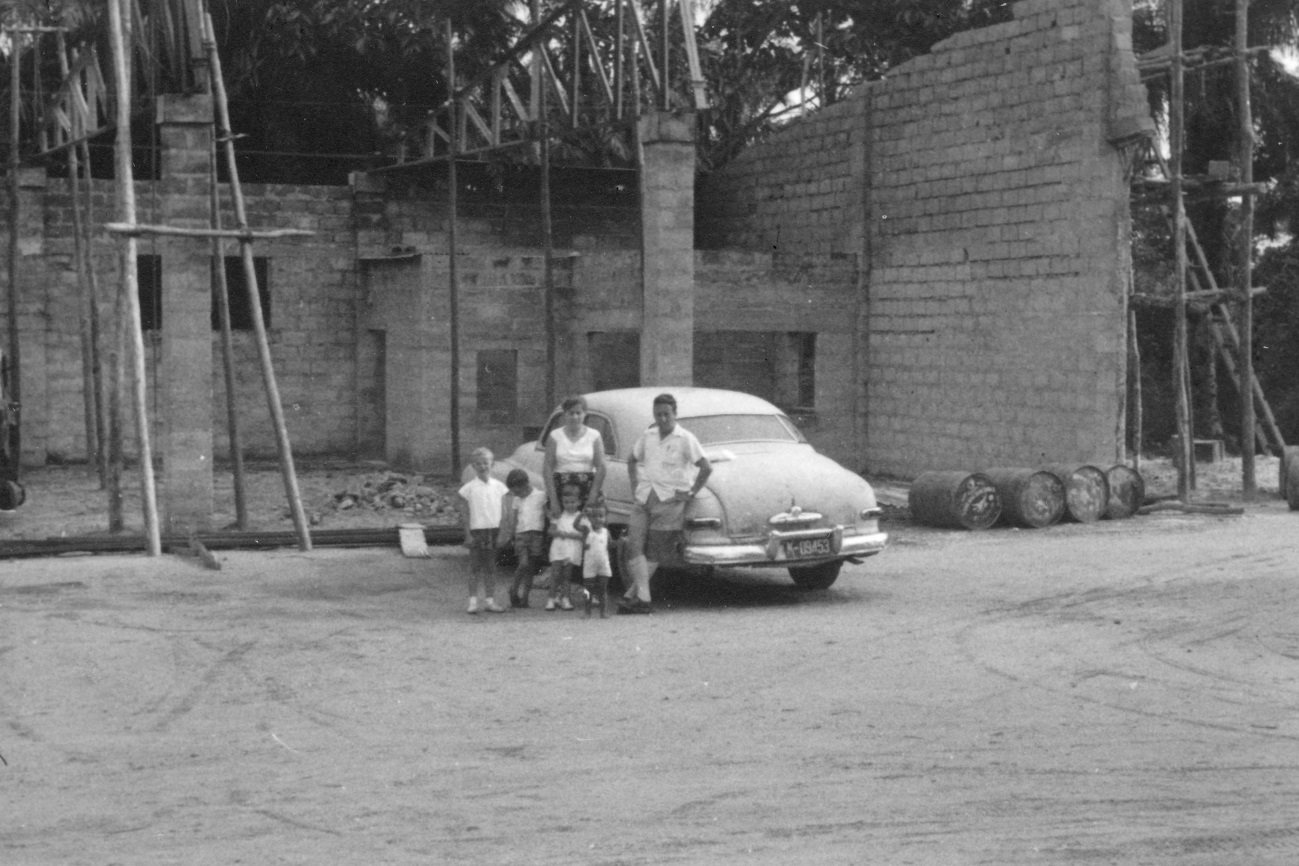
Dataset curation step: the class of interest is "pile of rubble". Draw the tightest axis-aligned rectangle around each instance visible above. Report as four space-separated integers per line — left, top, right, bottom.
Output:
323 471 460 524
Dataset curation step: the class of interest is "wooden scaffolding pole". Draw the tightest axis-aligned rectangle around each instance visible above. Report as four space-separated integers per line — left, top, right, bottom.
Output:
107 0 162 555
209 132 248 529
1168 0 1193 500
1235 0 1256 498
59 34 105 485
203 13 311 551
446 17 462 475
7 29 22 480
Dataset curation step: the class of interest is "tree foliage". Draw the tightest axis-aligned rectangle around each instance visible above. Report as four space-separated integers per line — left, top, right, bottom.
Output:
695 0 1012 170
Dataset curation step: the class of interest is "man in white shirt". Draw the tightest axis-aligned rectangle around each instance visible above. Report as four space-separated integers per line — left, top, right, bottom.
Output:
622 393 712 613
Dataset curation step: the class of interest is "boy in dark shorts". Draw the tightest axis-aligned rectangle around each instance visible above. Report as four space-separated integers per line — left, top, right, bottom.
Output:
500 468 548 608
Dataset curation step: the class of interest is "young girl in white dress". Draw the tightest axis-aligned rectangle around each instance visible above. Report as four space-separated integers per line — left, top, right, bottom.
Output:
545 484 586 611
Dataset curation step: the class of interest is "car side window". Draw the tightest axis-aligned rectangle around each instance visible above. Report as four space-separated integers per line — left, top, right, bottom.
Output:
585 413 616 457
538 413 562 449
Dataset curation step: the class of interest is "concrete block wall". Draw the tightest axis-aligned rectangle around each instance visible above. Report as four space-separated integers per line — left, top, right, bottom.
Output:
866 0 1146 475
697 0 1151 477
693 250 860 466
697 96 868 257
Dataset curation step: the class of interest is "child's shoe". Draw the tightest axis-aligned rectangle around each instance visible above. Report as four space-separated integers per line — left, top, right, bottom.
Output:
484 598 505 613
558 597 574 611
467 596 480 614
544 598 557 611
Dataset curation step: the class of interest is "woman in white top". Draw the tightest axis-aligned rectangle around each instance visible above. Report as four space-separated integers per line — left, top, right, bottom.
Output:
543 396 606 518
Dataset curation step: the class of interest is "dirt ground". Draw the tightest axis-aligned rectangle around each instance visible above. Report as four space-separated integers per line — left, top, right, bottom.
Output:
2 455 1297 864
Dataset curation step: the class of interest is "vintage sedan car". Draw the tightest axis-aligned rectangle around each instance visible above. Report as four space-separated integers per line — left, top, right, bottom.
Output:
485 387 887 589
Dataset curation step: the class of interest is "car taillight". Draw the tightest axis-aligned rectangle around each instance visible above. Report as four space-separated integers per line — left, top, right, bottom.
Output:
687 517 722 529
860 507 883 520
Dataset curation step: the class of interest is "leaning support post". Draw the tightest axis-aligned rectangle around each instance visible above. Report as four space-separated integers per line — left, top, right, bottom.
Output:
209 133 248 529
204 14 311 551
107 0 161 555
1236 0 1256 498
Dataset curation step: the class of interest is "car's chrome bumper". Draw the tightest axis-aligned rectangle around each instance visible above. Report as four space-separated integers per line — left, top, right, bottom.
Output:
682 528 889 568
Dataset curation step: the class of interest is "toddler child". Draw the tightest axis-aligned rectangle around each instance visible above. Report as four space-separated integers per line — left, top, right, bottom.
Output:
579 503 613 618
457 447 508 614
500 468 548 608
545 484 585 611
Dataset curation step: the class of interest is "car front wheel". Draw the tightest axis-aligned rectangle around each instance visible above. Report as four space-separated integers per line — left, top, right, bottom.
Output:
788 560 843 590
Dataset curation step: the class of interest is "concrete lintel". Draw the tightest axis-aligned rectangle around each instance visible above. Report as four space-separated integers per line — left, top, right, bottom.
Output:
155 94 214 125
16 167 46 189
350 172 387 195
638 110 697 145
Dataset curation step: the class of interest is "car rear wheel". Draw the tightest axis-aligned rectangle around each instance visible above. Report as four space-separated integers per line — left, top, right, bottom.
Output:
788 560 842 590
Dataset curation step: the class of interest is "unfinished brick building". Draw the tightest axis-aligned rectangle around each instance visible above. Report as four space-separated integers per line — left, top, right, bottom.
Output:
1 0 1152 529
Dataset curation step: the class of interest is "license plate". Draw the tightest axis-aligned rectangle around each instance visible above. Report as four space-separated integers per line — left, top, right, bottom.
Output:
782 536 832 560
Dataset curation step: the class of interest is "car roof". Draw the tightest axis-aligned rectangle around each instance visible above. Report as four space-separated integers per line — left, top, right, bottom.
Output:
579 387 783 420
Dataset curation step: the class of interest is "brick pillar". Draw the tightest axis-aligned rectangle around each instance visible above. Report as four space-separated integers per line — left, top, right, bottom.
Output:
156 95 214 534
638 111 696 386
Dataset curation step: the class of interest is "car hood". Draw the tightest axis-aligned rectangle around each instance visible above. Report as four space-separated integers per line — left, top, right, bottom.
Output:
702 446 877 536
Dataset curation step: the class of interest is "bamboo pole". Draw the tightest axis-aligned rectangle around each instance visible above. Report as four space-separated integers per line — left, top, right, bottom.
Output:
660 0 670 111
1236 0 1256 498
540 16 556 409
1128 301 1142 474
203 13 311 551
446 18 462 475
7 29 22 481
209 126 247 529
107 0 161 555
59 34 101 481
104 222 312 240
106 273 125 531
1168 0 1192 500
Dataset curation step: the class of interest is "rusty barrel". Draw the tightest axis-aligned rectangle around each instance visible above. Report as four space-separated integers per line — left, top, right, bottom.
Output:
1284 446 1299 511
1103 464 1145 519
1041 464 1110 524
983 468 1066 528
908 471 1001 530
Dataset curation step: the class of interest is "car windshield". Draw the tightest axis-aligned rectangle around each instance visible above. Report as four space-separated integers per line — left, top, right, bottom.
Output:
679 414 806 446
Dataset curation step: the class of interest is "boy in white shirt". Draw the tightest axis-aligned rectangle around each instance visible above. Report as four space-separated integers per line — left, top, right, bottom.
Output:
457 447 508 614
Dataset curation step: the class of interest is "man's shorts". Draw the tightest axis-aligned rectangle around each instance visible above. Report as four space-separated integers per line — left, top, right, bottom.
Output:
631 491 687 532
630 492 686 564
513 530 545 560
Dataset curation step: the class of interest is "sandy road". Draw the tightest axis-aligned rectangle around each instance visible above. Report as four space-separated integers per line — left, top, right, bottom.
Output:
3 502 1299 865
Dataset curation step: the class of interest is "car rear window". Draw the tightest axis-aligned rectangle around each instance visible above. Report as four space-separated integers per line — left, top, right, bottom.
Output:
539 412 617 455
680 414 806 445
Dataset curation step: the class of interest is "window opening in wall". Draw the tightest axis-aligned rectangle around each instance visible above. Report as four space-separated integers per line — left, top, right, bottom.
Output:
477 349 518 420
213 256 271 331
137 254 162 332
587 331 640 391
693 331 817 413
